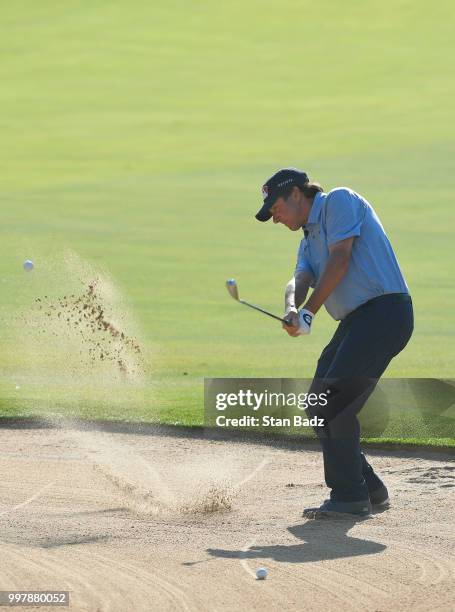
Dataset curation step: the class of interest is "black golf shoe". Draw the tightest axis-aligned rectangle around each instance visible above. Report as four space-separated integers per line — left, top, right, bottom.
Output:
369 485 390 508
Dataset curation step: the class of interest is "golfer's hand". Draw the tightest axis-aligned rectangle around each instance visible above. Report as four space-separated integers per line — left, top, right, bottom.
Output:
283 308 300 337
297 309 314 335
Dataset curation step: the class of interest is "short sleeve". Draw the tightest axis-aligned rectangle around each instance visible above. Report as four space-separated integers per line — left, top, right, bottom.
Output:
325 188 364 246
294 238 315 280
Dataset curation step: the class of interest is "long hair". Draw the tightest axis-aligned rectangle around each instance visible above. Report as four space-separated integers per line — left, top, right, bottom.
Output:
282 182 324 200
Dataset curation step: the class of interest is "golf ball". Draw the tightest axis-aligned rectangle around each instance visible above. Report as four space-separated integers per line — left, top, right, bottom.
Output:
23 260 34 271
227 278 236 285
256 567 268 580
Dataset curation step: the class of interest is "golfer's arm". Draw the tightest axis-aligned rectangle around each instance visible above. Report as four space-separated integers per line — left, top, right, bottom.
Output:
285 271 313 311
303 237 354 314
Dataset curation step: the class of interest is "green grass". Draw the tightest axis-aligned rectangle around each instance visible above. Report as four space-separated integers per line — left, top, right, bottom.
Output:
0 1 454 446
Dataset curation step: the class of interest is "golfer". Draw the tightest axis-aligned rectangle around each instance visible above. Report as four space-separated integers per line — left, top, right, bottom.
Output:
255 168 414 517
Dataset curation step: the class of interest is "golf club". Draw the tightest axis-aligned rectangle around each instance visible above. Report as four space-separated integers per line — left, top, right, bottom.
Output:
225 279 292 326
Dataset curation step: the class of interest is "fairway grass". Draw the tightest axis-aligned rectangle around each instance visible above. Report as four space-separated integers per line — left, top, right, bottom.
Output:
1 2 454 446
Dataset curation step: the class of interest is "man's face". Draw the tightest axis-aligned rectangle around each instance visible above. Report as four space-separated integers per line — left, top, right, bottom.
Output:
269 192 304 231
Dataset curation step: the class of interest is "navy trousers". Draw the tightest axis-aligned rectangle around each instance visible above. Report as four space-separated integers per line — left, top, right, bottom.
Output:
309 293 414 502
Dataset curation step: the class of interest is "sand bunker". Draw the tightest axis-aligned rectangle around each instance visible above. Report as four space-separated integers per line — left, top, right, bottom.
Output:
0 423 453 612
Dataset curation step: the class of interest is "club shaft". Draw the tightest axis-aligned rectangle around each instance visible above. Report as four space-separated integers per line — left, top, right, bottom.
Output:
240 299 291 325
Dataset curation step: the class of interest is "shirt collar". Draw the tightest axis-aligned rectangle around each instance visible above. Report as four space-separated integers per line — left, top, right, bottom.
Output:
304 191 325 228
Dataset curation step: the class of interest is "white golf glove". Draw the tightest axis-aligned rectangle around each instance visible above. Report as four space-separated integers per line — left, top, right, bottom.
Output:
297 308 314 335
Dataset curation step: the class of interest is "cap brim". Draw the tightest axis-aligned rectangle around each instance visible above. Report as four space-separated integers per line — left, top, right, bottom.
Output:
255 201 273 222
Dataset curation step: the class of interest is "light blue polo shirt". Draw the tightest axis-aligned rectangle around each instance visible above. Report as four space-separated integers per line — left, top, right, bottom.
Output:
295 188 409 321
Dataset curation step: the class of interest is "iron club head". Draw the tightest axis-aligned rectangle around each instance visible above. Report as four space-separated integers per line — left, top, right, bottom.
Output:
226 279 239 301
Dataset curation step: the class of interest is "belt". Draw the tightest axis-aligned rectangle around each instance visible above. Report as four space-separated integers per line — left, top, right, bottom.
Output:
361 292 411 309
344 293 412 322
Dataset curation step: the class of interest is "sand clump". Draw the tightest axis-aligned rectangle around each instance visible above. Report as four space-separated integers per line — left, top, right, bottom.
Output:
93 454 234 517
31 277 142 377
93 463 233 516
180 483 233 514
